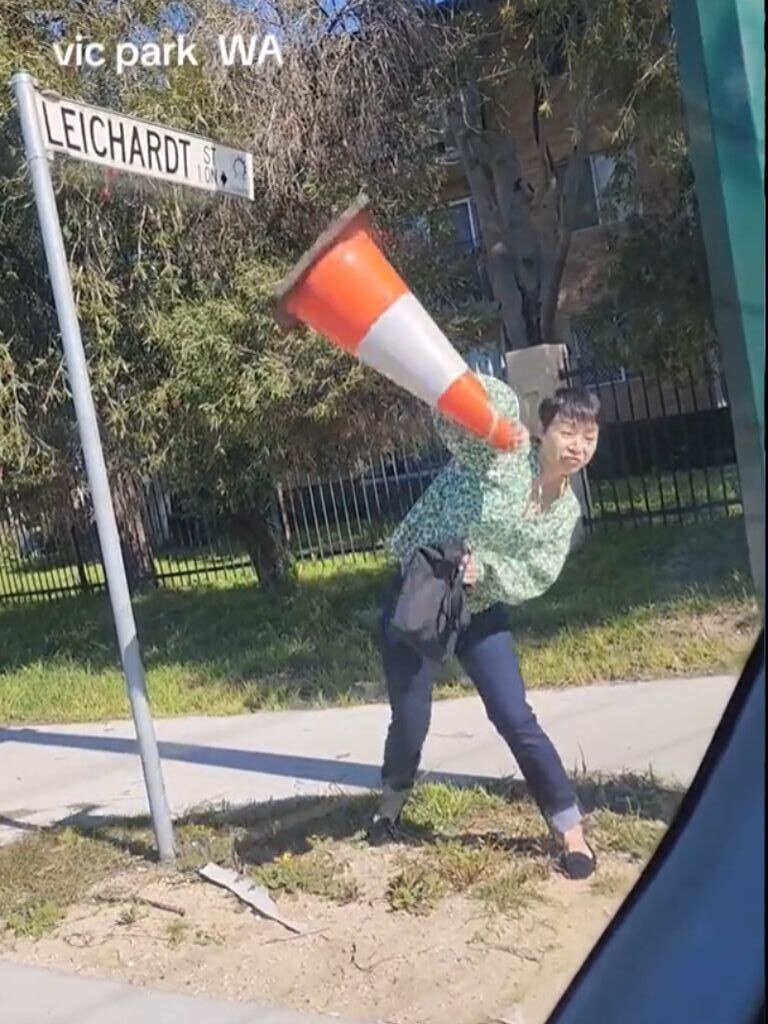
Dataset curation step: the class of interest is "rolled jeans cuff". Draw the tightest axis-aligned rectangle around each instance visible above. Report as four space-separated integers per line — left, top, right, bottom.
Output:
379 784 411 823
549 802 582 835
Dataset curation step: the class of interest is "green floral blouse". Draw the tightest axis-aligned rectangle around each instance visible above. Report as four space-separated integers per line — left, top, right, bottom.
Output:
386 373 580 613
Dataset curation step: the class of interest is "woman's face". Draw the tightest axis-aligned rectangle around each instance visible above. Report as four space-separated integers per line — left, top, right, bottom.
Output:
538 414 599 477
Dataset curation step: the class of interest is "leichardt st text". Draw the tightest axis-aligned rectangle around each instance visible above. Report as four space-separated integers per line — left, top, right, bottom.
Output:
53 34 283 75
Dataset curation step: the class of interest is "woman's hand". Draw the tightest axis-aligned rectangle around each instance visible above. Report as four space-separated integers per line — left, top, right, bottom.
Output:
461 552 479 588
509 421 530 452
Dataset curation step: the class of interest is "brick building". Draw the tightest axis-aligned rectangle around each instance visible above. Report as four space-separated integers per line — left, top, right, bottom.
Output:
419 45 725 421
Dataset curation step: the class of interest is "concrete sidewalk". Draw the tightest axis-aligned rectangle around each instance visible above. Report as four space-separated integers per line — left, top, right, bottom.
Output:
0 961 360 1023
0 675 735 844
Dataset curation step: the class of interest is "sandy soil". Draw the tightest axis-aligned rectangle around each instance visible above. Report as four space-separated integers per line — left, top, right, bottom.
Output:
0 843 640 1024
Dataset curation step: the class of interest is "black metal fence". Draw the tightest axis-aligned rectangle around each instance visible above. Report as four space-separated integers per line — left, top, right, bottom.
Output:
0 355 742 605
563 359 741 528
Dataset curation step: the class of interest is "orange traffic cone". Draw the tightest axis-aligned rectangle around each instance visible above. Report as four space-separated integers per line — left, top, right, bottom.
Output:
274 196 519 451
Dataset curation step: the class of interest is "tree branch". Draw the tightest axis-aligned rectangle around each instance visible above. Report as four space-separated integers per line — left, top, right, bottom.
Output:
540 102 590 342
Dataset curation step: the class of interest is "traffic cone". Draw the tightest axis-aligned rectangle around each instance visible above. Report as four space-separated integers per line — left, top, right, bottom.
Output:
274 196 519 451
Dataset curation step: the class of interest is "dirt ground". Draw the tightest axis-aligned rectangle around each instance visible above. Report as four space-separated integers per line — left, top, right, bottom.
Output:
1 777 675 1023
0 842 640 1024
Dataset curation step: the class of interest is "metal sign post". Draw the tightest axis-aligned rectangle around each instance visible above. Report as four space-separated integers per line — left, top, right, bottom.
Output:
11 71 175 861
9 72 253 860
671 0 765 606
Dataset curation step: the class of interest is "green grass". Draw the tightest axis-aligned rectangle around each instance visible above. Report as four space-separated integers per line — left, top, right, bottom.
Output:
474 860 550 916
386 862 448 915
387 775 671 915
251 847 361 905
399 776 668 870
0 776 678 939
590 465 742 522
589 808 666 860
0 518 759 725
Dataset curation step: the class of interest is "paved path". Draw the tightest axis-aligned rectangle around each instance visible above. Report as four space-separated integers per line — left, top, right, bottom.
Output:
0 961 358 1023
0 675 737 1024
0 675 735 844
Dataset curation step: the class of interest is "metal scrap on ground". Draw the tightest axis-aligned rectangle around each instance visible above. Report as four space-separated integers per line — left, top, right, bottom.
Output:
199 862 309 934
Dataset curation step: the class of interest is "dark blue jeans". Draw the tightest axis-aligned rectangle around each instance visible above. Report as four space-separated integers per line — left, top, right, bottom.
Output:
380 597 581 834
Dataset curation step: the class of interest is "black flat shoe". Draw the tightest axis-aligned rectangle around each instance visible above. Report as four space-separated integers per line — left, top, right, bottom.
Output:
560 844 597 880
364 814 402 847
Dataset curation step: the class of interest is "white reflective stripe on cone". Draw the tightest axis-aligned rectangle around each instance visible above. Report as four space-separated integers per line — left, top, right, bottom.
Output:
357 293 468 407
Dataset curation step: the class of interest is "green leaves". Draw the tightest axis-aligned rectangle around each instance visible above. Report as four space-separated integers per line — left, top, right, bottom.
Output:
0 0 694 518
584 208 716 374
2 4 439 507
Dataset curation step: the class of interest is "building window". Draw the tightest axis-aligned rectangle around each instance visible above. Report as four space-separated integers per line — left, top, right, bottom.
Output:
446 197 480 251
444 196 493 301
556 150 633 232
399 197 489 302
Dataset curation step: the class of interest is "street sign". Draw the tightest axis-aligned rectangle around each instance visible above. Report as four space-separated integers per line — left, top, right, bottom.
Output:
35 91 254 201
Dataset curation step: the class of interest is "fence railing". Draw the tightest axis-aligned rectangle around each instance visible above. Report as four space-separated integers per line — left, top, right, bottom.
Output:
0 356 742 605
562 360 741 528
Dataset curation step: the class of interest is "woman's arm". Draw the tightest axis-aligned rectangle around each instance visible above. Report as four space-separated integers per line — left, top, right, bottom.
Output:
433 373 526 470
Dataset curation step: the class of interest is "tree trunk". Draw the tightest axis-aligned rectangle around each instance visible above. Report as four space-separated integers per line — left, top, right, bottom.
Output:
490 131 546 347
111 471 156 593
449 88 584 350
449 105 530 349
539 139 587 344
230 498 296 593
540 226 573 343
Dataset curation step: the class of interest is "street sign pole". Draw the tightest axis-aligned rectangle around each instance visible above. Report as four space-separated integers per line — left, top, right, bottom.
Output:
10 71 175 861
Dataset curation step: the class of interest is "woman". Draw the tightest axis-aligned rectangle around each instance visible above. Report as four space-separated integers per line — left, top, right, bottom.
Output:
368 372 601 880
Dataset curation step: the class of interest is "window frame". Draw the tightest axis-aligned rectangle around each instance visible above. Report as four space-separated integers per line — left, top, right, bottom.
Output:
556 150 633 233
446 196 481 250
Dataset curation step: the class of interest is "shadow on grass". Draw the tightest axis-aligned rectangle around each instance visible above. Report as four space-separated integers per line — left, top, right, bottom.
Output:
0 520 754 703
508 516 753 635
44 772 683 868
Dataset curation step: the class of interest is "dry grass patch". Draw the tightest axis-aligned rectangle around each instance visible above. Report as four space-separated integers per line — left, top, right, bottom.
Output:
475 860 551 916
0 827 127 939
589 809 666 860
0 774 680 947
590 867 636 899
0 777 684 1024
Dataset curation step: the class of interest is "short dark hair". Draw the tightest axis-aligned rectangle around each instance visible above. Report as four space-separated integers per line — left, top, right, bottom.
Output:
538 387 600 432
